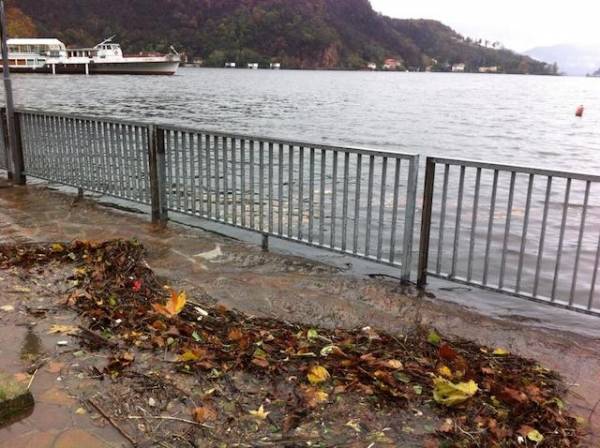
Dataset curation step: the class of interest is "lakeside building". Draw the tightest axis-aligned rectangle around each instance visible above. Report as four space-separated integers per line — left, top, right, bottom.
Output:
478 66 499 73
225 62 236 68
452 63 466 72
270 63 281 69
382 58 402 70
367 62 377 70
247 63 259 69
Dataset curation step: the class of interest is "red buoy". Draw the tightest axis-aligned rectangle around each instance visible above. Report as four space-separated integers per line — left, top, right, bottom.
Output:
576 105 584 117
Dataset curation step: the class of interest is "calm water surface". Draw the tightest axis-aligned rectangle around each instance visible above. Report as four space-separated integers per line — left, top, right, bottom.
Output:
6 68 600 172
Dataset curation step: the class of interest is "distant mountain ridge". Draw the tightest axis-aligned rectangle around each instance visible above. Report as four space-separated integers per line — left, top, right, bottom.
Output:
7 0 553 73
525 43 600 76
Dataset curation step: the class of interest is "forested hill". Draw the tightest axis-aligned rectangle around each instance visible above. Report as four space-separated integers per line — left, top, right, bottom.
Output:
7 0 553 74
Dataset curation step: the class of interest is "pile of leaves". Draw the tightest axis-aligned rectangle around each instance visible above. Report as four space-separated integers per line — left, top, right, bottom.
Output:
0 240 581 447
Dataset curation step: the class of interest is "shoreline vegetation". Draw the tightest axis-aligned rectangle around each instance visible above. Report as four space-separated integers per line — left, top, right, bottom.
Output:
9 0 558 75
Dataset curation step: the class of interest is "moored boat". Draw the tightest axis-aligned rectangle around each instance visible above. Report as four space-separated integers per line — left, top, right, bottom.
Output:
4 36 180 75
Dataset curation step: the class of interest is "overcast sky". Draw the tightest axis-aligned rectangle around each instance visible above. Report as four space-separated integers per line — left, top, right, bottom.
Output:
369 0 600 51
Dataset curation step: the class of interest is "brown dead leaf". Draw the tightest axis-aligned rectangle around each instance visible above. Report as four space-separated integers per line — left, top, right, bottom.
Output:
192 406 217 423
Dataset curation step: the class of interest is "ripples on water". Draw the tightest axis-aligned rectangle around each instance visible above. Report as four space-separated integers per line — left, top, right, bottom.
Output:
5 68 600 172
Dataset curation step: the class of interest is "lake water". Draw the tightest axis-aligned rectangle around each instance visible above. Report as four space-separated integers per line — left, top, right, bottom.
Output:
6 68 600 172
4 68 600 310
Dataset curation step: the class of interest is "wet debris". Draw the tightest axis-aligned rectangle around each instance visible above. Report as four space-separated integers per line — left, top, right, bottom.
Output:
0 240 581 447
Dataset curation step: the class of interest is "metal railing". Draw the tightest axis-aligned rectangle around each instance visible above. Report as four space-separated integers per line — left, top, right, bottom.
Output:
418 157 600 315
0 109 7 170
3 107 600 316
10 108 420 281
160 126 419 280
19 110 152 206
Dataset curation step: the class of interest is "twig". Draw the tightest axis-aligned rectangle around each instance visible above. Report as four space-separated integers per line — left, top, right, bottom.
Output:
27 368 37 390
88 398 138 447
127 415 212 429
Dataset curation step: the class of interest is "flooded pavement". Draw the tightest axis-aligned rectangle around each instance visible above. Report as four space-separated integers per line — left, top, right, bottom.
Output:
0 180 599 445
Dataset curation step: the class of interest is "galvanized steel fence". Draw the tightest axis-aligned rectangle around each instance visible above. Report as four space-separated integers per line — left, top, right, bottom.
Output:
2 108 600 316
161 127 419 280
417 157 600 315
7 108 419 281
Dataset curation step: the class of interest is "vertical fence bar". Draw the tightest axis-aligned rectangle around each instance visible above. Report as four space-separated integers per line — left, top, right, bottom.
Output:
352 154 362 255
297 147 305 240
482 169 499 286
401 156 419 281
498 171 516 289
0 108 12 178
319 150 326 245
149 126 167 225
331 150 338 248
436 164 450 273
515 173 534 293
288 145 294 238
569 180 591 306
308 148 315 243
389 158 401 264
341 151 349 251
588 232 600 311
12 111 25 184
376 157 387 261
466 168 481 282
277 143 283 235
450 165 466 278
365 155 375 256
417 158 436 287
532 176 553 297
550 178 571 300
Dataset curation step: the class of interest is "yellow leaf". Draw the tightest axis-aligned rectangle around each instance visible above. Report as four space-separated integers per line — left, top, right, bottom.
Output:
249 404 269 420
437 365 453 378
527 429 544 443
433 377 478 407
493 348 509 356
307 365 330 385
51 243 65 252
192 406 217 423
301 386 329 407
178 351 200 362
48 324 79 335
153 290 187 316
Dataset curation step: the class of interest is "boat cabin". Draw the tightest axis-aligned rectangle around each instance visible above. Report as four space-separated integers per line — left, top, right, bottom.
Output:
6 38 66 68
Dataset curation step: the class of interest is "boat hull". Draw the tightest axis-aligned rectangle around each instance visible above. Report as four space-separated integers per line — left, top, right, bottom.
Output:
1 60 179 75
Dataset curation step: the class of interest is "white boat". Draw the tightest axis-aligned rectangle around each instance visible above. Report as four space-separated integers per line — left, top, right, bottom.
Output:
4 36 180 75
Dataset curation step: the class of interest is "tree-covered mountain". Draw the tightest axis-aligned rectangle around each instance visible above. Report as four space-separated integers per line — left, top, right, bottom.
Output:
7 0 553 74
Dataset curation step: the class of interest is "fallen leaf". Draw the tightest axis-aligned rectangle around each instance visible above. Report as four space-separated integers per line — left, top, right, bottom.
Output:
437 365 453 378
48 324 79 335
432 377 478 406
345 419 361 432
427 329 441 346
249 404 269 420
307 365 330 385
0 305 15 312
301 386 329 408
527 429 544 443
193 406 217 423
439 344 458 361
132 279 143 292
493 348 509 356
228 328 243 341
381 359 403 370
153 290 187 317
438 418 454 433
307 328 319 340
178 351 200 362
51 243 65 252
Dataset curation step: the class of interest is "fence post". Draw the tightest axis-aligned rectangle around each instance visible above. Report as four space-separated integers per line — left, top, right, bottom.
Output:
417 158 436 287
0 107 11 179
148 125 168 226
401 155 419 282
11 111 25 185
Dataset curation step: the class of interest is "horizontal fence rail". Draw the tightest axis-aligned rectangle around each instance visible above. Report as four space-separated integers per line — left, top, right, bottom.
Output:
161 126 419 280
19 110 152 206
418 157 600 315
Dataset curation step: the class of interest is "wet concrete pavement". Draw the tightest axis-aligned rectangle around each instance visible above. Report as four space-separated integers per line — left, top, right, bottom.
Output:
1 180 600 446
